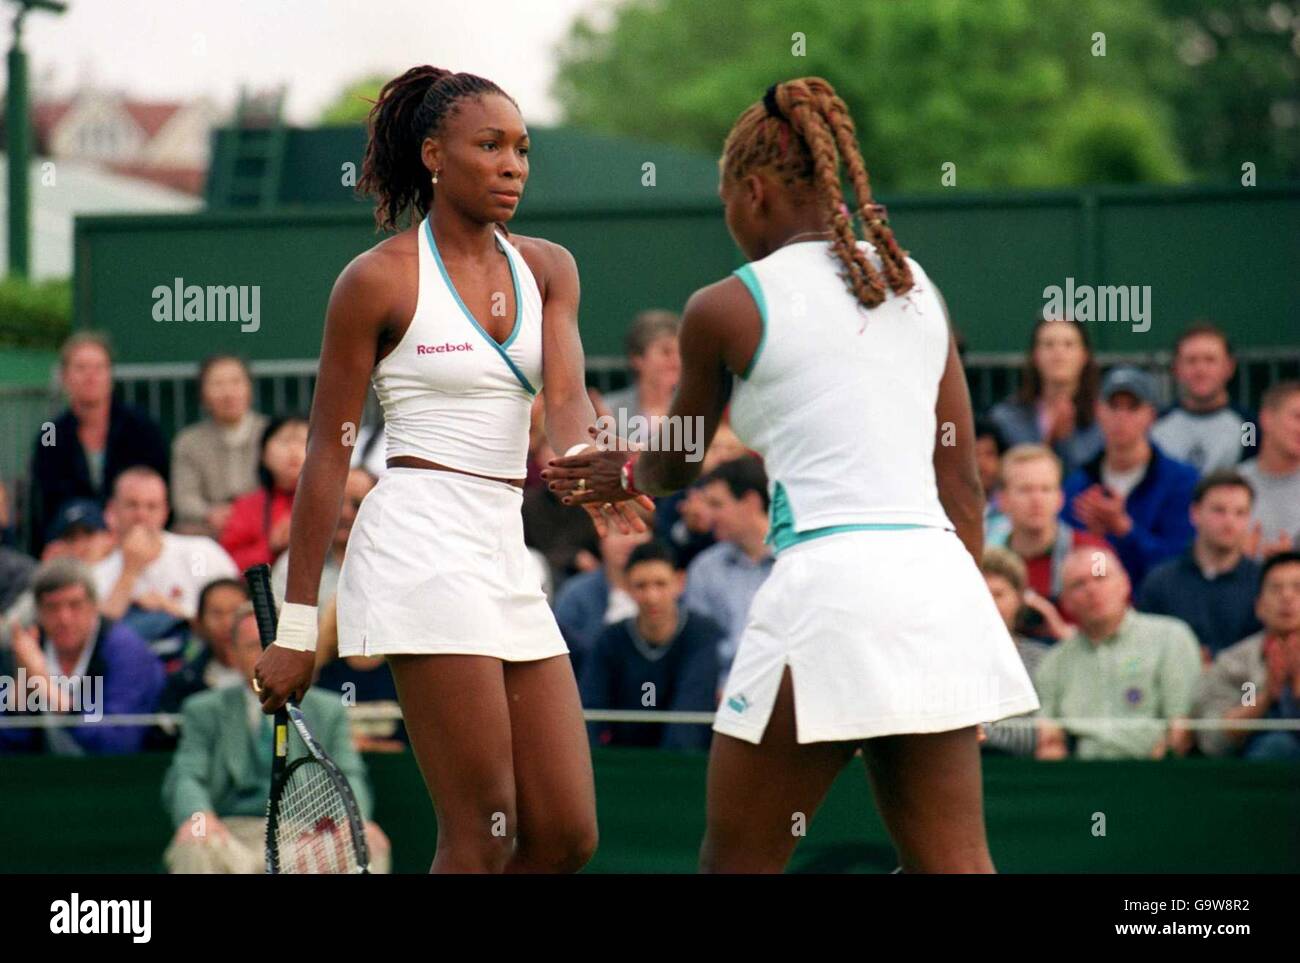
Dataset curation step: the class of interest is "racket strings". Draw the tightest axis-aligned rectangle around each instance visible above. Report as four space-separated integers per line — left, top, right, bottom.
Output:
275 761 359 874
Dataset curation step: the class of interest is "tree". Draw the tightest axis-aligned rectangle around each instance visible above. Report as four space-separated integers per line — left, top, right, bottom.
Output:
318 75 390 126
1155 1 1300 183
552 0 1285 189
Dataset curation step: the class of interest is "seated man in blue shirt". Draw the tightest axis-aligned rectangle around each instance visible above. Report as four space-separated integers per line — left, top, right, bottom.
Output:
553 520 652 678
1062 367 1199 589
1138 470 1262 660
683 455 775 685
0 557 162 755
580 541 722 752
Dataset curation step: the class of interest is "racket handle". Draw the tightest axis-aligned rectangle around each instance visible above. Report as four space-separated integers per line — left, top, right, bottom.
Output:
244 564 279 648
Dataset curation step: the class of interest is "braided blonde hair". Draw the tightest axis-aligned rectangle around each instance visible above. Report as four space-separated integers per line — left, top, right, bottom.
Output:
720 77 913 309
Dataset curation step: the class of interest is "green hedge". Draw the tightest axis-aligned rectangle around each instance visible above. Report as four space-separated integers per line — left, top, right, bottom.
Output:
0 276 72 349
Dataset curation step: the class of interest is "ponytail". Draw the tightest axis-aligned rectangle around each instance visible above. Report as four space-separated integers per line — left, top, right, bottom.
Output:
358 66 516 232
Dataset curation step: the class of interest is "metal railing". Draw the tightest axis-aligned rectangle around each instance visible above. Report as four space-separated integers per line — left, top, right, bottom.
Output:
3 349 1297 549
959 349 1300 415
0 706 1296 732
8 349 1298 442
0 356 633 549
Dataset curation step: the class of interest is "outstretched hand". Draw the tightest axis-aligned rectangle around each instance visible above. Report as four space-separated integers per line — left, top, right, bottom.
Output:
542 428 655 537
580 499 655 538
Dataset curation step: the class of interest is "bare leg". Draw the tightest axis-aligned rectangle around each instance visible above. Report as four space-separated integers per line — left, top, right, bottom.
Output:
387 654 516 873
701 667 857 873
861 726 995 873
501 656 598 873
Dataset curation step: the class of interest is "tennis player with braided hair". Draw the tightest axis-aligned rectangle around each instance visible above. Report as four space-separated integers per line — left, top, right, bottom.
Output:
546 77 1040 873
254 65 651 873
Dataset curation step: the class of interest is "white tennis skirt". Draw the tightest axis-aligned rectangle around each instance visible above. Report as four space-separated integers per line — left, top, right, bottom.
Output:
335 467 568 660
713 527 1041 745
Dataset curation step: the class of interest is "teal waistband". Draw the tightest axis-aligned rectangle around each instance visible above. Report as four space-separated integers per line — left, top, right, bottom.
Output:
770 521 930 554
766 479 936 553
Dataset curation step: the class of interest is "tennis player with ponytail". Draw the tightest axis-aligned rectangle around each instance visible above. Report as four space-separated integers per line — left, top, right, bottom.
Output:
253 65 651 873
546 78 1040 873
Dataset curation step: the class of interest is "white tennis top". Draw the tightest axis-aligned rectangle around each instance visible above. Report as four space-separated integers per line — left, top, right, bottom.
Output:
727 240 956 538
371 215 543 479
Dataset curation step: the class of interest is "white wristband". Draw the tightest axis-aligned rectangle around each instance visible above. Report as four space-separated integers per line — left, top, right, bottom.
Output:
565 443 595 456
274 602 319 653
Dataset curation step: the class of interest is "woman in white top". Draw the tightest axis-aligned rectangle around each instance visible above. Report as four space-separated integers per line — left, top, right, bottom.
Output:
254 66 651 874
546 77 1039 873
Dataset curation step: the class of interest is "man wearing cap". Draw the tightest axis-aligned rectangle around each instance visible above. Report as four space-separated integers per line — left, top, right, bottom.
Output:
1 499 115 646
1061 367 1200 589
40 499 115 564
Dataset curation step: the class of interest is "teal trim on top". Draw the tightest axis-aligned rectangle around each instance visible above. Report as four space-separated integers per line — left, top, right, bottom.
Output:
497 236 524 351
766 480 930 553
766 480 795 548
423 217 536 395
732 263 767 379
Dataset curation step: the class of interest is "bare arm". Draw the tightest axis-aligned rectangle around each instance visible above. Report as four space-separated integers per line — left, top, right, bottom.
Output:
542 275 752 504
100 528 163 620
535 240 599 456
255 250 393 711
100 567 140 621
530 238 653 533
932 298 984 563
283 258 390 606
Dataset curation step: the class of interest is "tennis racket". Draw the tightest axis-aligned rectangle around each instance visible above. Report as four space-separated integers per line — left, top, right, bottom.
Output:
245 564 371 875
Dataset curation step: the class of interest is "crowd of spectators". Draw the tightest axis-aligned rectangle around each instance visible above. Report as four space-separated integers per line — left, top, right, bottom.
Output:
1 314 1297 820
975 319 1299 760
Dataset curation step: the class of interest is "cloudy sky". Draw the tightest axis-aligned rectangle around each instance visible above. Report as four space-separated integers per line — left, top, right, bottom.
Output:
2 0 612 123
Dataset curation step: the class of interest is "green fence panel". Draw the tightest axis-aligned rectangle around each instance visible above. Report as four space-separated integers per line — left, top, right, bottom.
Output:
1 750 1296 873
1094 189 1300 353
74 185 1300 365
883 194 1088 350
